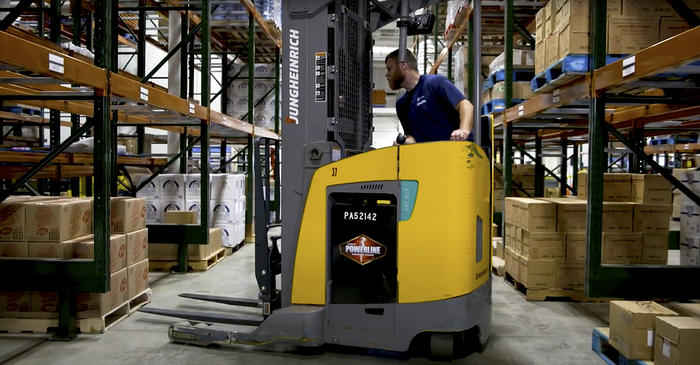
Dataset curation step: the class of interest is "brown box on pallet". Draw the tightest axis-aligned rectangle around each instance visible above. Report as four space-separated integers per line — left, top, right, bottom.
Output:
148 228 223 261
490 81 533 100
76 268 128 317
518 256 558 290
633 204 671 232
126 228 148 266
25 199 92 242
641 232 668 264
622 0 676 17
0 241 28 257
515 198 557 233
660 16 693 41
30 291 59 312
111 197 146 234
492 237 505 259
72 234 128 273
28 241 76 258
631 174 672 204
602 232 643 264
607 16 660 54
557 262 585 290
505 247 519 281
543 198 588 232
558 23 589 58
578 172 634 201
0 291 30 312
609 301 678 360
535 43 546 74
127 259 149 299
654 316 700 365
545 34 560 68
535 7 545 29
164 210 198 224
521 231 565 260
566 232 586 262
603 202 635 232
0 196 65 242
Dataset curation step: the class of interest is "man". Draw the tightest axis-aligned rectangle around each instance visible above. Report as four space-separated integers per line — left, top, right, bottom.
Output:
385 49 473 143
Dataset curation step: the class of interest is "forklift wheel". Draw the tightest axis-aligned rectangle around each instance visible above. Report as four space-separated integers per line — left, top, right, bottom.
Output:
429 333 456 360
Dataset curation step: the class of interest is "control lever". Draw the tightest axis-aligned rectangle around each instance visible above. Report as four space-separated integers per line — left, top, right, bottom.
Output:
396 134 406 145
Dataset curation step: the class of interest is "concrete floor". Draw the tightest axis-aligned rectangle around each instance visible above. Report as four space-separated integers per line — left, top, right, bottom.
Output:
0 244 610 364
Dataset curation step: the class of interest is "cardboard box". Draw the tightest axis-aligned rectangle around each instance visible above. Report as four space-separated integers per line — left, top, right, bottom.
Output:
110 197 146 234
30 291 58 312
631 174 672 204
603 202 635 232
0 200 26 241
566 232 586 262
145 199 162 223
660 16 693 41
492 237 505 259
607 16 660 54
519 257 558 289
159 174 186 199
148 228 223 261
535 43 546 74
654 316 700 365
577 172 633 201
545 198 588 232
0 241 28 257
25 199 92 242
642 232 668 264
28 241 74 258
76 268 128 317
164 210 198 224
680 233 700 266
505 247 519 280
214 223 237 248
72 234 127 273
557 262 585 290
674 168 700 195
664 303 700 318
516 198 557 233
0 291 30 312
545 34 560 67
210 174 237 201
490 81 533 100
559 0 589 21
609 301 678 360
602 232 642 264
622 0 675 16
127 259 149 299
133 174 161 199
211 200 237 224
608 0 623 15
633 204 671 232
536 7 545 28
161 198 185 216
126 228 148 266
558 24 589 58
679 194 700 235
521 232 565 260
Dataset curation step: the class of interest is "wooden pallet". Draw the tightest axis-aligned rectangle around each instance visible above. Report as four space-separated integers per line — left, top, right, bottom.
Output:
492 256 505 277
0 289 151 334
149 247 227 272
504 271 608 302
592 327 653 365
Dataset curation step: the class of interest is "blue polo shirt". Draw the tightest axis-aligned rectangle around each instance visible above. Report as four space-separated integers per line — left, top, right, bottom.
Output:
396 74 466 142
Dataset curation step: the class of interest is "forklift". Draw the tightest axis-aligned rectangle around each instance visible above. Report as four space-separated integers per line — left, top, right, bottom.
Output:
141 0 492 359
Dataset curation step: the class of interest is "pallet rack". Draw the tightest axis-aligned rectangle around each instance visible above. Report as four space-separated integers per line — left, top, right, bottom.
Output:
0 0 281 338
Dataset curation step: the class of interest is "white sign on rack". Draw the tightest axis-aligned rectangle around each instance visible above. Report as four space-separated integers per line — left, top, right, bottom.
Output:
622 56 636 78
552 88 560 104
189 103 195 114
518 104 524 117
140 87 149 102
48 54 64 74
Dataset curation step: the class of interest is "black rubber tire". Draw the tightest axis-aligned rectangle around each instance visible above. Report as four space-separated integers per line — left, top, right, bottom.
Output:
429 333 456 360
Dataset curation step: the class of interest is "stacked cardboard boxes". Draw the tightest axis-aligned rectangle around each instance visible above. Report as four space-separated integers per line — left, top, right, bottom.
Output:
0 196 149 319
534 0 700 74
133 173 246 247
674 168 700 265
609 301 678 360
226 63 278 130
494 164 538 213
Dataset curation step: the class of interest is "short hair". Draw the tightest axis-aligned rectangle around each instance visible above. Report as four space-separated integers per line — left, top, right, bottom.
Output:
385 49 418 71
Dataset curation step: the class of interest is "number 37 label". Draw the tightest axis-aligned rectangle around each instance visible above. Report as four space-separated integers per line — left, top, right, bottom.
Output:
331 168 338 177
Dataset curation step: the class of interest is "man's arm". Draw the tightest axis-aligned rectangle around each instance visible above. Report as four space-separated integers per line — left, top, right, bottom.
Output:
450 99 474 141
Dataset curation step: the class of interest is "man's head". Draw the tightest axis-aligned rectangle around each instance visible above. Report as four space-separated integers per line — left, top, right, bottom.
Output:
385 49 418 90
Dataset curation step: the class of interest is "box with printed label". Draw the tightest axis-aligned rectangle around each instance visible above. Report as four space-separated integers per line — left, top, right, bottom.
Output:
0 200 26 241
609 301 678 360
631 174 672 204
127 259 149 299
505 247 519 281
126 228 148 266
211 200 237 224
110 197 146 234
30 291 58 312
660 16 693 41
679 233 700 266
578 172 633 201
519 257 557 289
654 316 700 365
545 34 560 68
516 198 557 233
566 232 586 262
76 268 128 317
602 232 642 264
603 202 635 232
159 174 186 199
0 241 28 257
544 198 588 232
28 241 76 258
25 199 92 242
492 237 505 259
149 228 223 261
521 232 565 260
674 168 700 195
607 16 660 54
214 223 237 248
185 174 203 199
210 174 237 201
557 262 585 290
679 194 700 235
161 198 185 217
133 174 161 199
622 0 675 16
72 234 127 273
165 210 197 224
535 43 546 73
145 199 162 223
641 232 668 264
0 291 30 312
558 23 589 58
633 204 671 232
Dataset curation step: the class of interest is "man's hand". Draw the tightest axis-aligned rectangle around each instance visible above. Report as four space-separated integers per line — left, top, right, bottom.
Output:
450 129 470 141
